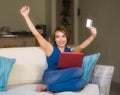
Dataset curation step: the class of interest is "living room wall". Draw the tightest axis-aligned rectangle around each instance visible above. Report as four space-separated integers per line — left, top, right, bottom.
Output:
78 0 120 83
0 0 46 32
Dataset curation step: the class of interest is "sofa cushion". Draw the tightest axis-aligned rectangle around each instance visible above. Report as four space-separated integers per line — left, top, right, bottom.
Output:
81 53 100 82
0 84 99 95
0 56 16 91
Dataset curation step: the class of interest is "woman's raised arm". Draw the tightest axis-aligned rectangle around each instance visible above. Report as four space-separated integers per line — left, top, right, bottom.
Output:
71 26 97 52
20 6 53 56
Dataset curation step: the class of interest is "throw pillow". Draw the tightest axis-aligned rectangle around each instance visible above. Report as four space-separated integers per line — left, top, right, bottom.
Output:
81 53 101 83
0 56 16 91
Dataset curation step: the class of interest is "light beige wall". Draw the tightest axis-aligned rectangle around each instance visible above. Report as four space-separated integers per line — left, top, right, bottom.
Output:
0 0 46 32
79 0 120 83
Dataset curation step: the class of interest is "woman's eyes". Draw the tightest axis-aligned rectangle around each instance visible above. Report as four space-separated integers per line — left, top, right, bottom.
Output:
62 35 66 37
55 35 66 38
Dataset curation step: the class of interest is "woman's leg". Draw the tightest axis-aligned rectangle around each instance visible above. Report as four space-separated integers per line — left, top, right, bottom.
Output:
47 79 87 93
43 67 84 85
36 67 84 92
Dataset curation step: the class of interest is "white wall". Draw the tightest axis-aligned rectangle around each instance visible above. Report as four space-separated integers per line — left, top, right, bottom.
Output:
78 0 120 83
0 0 46 32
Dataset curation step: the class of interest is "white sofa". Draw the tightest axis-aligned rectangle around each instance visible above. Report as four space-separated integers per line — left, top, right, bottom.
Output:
0 47 114 95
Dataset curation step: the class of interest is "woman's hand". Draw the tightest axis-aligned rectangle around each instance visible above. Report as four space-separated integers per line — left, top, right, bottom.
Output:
71 26 97 52
88 26 97 37
20 6 30 17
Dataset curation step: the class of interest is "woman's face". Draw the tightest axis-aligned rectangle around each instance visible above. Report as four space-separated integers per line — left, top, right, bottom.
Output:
54 31 67 47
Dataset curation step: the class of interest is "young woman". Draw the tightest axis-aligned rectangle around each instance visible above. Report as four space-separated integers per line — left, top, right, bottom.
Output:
20 6 97 93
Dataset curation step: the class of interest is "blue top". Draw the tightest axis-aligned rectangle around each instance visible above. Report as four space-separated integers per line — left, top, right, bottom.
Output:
46 45 71 70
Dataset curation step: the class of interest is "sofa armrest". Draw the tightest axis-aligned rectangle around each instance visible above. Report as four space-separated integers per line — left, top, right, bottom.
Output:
91 65 114 95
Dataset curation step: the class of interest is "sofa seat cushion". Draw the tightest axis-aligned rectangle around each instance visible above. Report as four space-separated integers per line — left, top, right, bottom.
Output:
0 84 99 95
